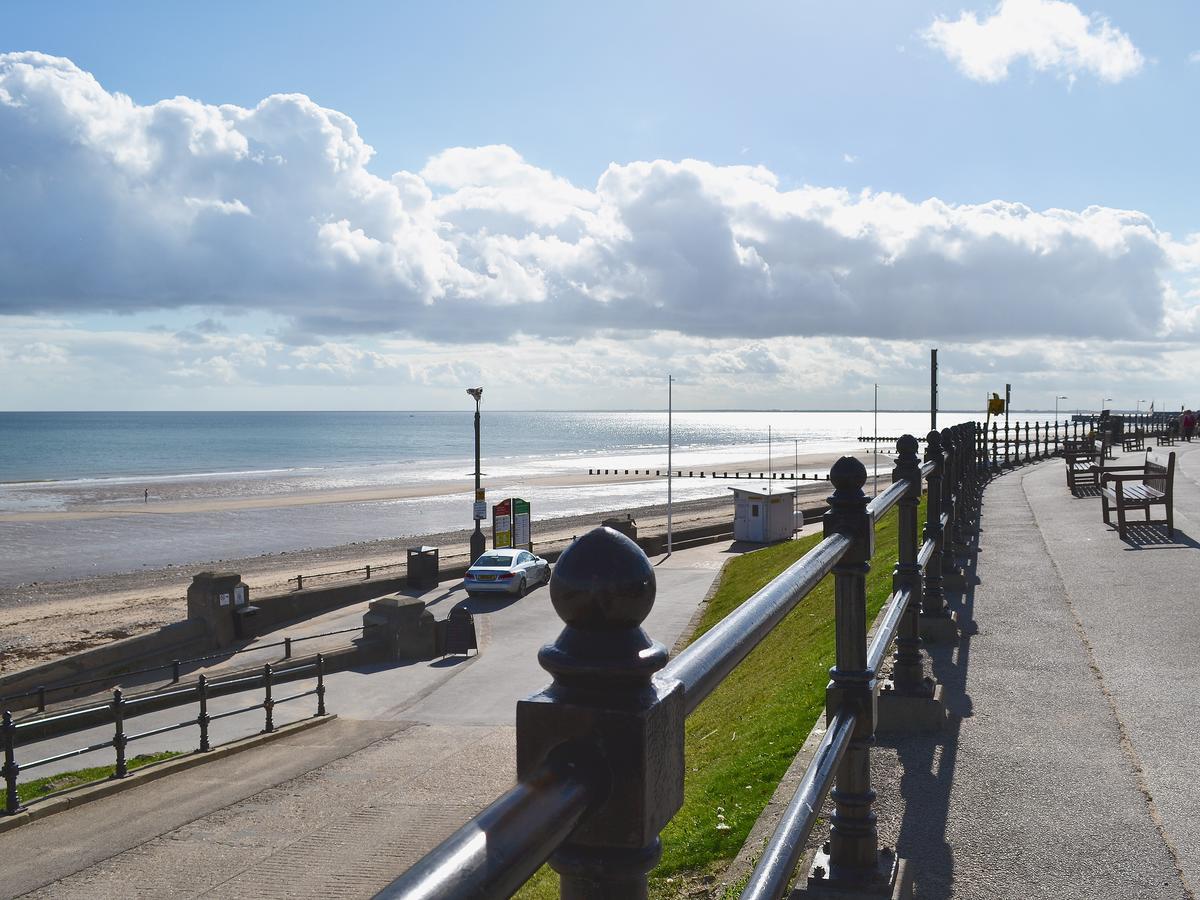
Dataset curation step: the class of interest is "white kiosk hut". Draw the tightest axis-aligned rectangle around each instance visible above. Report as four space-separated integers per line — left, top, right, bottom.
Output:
729 485 796 544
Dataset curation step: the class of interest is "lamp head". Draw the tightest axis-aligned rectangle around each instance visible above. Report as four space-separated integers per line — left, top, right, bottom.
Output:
466 387 483 402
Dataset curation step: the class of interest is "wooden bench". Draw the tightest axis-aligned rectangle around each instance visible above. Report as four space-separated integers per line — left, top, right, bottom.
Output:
1158 432 1177 447
1101 450 1175 539
1121 432 1146 452
1064 439 1108 494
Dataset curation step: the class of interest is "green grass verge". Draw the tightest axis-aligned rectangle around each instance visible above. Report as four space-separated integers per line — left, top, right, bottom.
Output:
517 500 916 898
16 751 183 803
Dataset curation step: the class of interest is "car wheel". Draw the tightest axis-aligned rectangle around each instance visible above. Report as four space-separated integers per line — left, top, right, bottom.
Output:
517 577 527 598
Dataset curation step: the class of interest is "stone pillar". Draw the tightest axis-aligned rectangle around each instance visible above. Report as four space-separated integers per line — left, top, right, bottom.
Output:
186 571 247 648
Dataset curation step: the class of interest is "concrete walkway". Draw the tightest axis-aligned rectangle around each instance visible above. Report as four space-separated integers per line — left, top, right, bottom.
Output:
869 445 1200 899
0 538 738 898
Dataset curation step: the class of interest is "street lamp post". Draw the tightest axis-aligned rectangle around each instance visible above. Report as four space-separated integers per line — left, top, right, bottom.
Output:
1055 395 1068 425
467 387 485 562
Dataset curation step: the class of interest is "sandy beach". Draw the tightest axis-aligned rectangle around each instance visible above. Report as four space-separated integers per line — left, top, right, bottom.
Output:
0 445 890 677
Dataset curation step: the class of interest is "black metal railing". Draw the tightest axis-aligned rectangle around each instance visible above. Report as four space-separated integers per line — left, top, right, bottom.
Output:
374 425 985 899
288 563 402 591
0 625 363 714
2 655 329 816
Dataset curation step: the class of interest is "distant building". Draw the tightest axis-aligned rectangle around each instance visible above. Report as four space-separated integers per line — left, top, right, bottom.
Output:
729 486 796 544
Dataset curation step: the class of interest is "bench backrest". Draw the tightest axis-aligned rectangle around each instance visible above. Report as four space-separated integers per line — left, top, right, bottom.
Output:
1144 451 1175 497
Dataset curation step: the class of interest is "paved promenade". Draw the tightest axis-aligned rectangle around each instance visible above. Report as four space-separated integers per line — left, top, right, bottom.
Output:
0 541 734 898
869 443 1200 899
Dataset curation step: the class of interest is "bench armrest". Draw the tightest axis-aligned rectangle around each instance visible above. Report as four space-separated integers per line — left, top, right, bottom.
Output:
1101 472 1148 484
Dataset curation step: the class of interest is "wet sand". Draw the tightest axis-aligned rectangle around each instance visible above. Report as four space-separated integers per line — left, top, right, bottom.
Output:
0 446 889 677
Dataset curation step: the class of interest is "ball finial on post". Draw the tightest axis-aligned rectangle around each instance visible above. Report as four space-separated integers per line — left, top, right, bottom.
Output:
829 455 868 493
548 527 656 633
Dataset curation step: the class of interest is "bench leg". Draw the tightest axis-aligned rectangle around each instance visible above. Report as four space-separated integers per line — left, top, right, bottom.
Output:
1101 492 1111 526
1116 502 1127 540
1168 504 1174 539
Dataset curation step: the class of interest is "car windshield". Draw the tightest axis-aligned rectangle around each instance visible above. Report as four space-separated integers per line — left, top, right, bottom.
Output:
473 554 514 567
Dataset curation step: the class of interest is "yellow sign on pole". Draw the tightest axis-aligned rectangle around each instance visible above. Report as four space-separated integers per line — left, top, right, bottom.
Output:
987 393 1005 416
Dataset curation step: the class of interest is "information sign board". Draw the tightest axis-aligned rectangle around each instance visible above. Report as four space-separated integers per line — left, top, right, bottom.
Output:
493 498 512 548
512 497 531 549
473 501 487 520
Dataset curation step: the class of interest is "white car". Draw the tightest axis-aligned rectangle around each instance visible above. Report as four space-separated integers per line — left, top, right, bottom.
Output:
464 549 551 597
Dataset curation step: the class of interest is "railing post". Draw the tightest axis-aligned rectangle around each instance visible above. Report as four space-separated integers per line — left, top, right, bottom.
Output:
516 527 684 900
878 435 943 737
803 456 906 894
920 431 957 643
263 664 275 734
296 574 303 591
991 421 999 471
172 660 181 683
2 711 22 815
112 688 127 778
941 428 963 563
316 654 327 717
197 674 211 752
36 686 46 713
365 564 371 580
284 637 292 660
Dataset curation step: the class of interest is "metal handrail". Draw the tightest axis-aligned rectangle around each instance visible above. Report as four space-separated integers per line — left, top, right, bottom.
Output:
866 478 909 518
375 764 596 900
1 624 360 711
739 708 857 900
866 586 913 675
660 533 852 716
3 657 329 814
917 537 936 569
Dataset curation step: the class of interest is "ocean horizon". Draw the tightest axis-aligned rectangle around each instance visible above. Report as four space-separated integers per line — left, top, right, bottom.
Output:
0 409 981 587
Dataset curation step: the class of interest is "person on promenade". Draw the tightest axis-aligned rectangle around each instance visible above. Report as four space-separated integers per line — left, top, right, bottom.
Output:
1183 410 1195 442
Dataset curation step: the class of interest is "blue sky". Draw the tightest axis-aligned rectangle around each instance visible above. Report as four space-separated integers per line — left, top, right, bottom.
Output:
2 1 1199 410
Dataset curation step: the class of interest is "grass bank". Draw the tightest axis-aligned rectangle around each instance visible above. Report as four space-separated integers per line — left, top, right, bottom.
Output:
17 751 182 803
518 500 914 898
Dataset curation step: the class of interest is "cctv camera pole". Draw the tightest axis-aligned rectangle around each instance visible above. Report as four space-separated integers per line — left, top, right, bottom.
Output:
468 388 485 562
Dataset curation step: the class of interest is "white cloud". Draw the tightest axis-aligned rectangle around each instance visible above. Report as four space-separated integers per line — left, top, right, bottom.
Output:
843 153 858 164
0 51 1187 352
924 0 1144 84
1189 50 1200 64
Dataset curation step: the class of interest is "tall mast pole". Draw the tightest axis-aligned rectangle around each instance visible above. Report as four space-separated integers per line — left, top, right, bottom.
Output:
873 383 879 497
667 375 673 555
931 348 938 432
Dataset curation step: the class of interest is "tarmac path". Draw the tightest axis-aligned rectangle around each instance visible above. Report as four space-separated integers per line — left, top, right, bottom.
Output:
0 540 737 898
868 443 1198 899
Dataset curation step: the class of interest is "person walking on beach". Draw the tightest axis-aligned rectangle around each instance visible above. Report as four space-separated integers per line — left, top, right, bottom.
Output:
144 488 149 503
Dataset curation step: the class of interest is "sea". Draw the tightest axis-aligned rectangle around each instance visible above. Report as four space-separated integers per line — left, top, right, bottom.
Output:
0 410 976 588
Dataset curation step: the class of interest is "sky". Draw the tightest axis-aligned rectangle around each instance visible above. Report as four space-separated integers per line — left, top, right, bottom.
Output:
2 0 1199 412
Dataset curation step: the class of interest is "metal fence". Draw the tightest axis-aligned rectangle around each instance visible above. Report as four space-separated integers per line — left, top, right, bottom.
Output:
289 562 403 591
2 656 329 816
374 424 990 899
980 416 1171 469
0 625 363 714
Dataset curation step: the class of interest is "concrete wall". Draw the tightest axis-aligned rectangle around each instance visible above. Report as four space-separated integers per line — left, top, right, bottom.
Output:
0 619 211 709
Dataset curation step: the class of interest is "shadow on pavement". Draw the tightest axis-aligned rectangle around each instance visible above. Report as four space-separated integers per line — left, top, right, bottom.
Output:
877 529 980 899
1117 523 1200 550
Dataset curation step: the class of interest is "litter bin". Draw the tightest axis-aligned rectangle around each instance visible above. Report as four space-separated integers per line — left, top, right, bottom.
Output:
407 546 439 590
